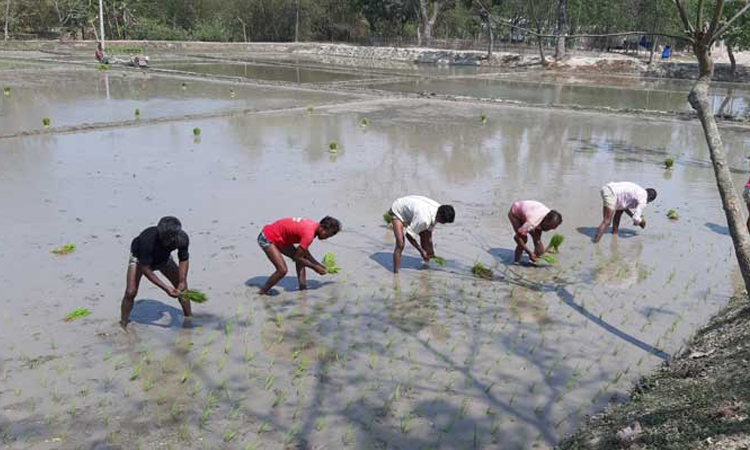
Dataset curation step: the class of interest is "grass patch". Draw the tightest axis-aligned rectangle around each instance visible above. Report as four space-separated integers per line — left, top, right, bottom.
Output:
52 243 76 255
180 290 208 303
64 308 91 322
471 262 493 280
323 253 342 274
109 46 144 54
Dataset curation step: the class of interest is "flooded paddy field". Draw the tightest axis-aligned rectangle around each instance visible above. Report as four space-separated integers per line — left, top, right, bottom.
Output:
156 61 375 84
1 56 750 450
370 72 750 116
0 69 364 135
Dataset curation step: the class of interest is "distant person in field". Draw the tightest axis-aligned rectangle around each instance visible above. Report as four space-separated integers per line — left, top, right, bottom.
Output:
661 45 672 60
594 182 657 243
508 201 563 264
121 216 191 329
388 195 455 273
744 160 750 233
257 216 341 295
95 42 109 64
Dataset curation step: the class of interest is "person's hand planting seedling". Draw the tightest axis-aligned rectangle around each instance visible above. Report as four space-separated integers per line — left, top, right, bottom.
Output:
322 253 341 274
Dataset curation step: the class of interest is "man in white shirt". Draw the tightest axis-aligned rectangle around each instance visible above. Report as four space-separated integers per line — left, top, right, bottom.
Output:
388 195 455 273
594 182 657 243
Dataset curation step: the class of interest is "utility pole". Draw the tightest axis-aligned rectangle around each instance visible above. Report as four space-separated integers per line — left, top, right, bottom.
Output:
99 0 105 49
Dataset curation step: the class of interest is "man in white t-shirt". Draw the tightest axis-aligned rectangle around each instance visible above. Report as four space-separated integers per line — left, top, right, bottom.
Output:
388 195 455 273
594 182 657 243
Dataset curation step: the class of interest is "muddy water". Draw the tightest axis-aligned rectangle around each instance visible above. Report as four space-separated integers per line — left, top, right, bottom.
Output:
373 74 750 116
0 69 361 134
158 61 372 84
1 67 750 450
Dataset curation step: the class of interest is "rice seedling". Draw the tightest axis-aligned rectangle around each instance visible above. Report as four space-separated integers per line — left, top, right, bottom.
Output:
432 256 447 266
223 429 237 443
264 373 275 391
63 308 90 322
230 89 236 99
306 106 313 115
323 252 342 274
540 254 557 264
52 243 76 255
181 82 187 90
3 86 10 96
361 117 370 127
328 141 339 153
97 64 109 71
400 413 412 434
471 262 493 280
664 157 675 169
192 127 201 137
130 363 142 381
243 348 254 362
134 108 140 118
667 209 679 220
480 113 488 124
383 211 393 227
314 417 327 432
42 117 51 127
548 234 564 253
170 403 182 421
223 338 231 355
180 289 208 303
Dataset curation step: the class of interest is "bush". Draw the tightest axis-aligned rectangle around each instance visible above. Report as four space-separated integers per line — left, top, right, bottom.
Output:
130 18 189 41
191 19 231 42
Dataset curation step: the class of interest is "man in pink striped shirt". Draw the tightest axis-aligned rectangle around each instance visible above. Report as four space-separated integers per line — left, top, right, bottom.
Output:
508 201 563 263
594 182 657 243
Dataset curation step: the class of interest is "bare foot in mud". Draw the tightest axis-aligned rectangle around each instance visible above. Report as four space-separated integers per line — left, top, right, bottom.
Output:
120 319 130 331
182 317 193 329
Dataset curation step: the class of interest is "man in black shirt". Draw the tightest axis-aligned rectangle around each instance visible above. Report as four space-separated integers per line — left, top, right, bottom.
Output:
121 216 191 329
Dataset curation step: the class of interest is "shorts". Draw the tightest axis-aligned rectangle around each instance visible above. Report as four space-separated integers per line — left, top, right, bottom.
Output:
257 231 272 249
600 184 617 210
128 253 172 271
743 186 750 204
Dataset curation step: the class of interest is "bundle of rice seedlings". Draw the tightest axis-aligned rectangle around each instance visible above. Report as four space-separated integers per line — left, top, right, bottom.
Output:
383 211 393 227
64 308 91 322
361 118 370 127
97 64 109 71
306 107 313 115
322 253 341 274
134 108 140 118
328 141 338 153
42 117 51 127
664 158 674 169
52 243 76 255
548 234 564 253
181 82 188 90
432 256 446 266
471 262 492 280
193 128 201 136
540 254 557 264
230 89 236 98
3 86 10 96
181 289 208 303
667 209 679 220
480 113 487 124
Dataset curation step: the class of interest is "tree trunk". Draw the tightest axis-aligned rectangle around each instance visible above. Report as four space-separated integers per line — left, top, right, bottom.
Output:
648 34 660 67
419 0 440 44
727 44 736 81
554 0 567 60
3 0 10 42
487 20 493 63
689 41 750 295
294 0 299 43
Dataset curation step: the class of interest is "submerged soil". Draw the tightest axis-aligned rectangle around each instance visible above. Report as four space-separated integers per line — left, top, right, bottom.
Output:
559 292 750 449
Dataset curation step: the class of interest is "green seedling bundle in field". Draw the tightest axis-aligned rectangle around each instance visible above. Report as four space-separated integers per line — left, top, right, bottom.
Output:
667 209 679 220
64 308 91 322
193 127 201 136
471 262 493 280
134 108 140 118
97 64 109 71
361 117 370 127
548 234 564 253
180 289 208 303
52 243 76 255
664 157 675 169
480 113 488 124
323 253 341 274
42 117 51 127
540 254 557 264
328 141 338 153
3 86 10 96
431 256 447 266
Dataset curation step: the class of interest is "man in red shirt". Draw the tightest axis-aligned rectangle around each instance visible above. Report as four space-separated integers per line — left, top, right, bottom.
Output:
257 216 341 294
